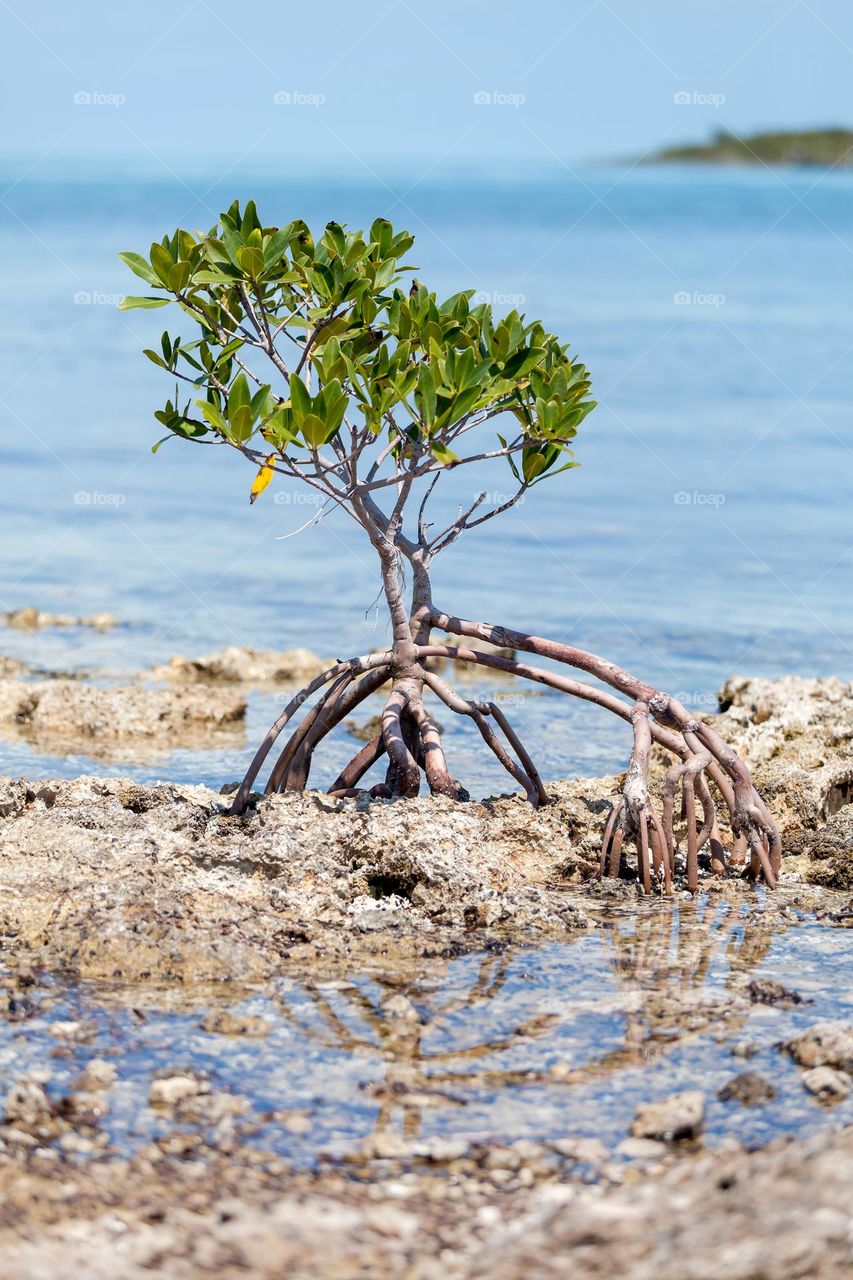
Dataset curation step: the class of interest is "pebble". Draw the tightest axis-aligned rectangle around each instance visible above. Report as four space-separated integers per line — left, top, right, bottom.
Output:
200 1010 271 1038
786 1023 853 1073
631 1090 706 1141
616 1137 668 1160
801 1066 851 1102
76 1059 118 1091
149 1076 210 1108
717 1072 777 1107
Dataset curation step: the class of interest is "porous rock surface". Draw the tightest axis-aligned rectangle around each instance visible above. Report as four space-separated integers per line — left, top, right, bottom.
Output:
717 674 853 840
152 645 328 684
2 606 115 629
0 775 604 981
0 679 246 759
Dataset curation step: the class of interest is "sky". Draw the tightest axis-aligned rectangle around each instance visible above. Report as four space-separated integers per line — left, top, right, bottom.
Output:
1 0 853 176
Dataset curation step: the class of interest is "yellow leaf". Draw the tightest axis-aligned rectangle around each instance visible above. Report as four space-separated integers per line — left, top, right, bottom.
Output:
249 454 276 505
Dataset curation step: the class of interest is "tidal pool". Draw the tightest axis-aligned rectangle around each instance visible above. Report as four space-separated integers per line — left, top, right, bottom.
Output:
2 895 851 1166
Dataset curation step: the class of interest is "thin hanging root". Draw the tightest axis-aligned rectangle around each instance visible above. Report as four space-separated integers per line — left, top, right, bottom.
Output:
662 751 714 894
422 670 544 806
422 614 782 887
600 702 674 895
488 701 548 806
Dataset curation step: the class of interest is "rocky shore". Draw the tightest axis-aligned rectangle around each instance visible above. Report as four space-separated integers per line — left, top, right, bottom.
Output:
0 672 851 1276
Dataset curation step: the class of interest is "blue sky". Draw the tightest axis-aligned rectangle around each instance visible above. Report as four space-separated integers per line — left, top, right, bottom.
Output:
1 0 852 175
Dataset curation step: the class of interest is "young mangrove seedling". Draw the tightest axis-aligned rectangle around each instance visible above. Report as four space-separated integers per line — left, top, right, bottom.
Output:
120 202 780 891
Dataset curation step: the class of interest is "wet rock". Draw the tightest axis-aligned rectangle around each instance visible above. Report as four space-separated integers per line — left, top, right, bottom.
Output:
631 1090 705 1141
6 994 36 1020
802 806 853 889
717 1071 776 1106
747 977 807 1007
0 680 246 759
716 675 853 842
345 712 384 742
801 1066 851 1102
550 1137 608 1165
149 1075 210 1108
62 1090 109 1122
49 1019 95 1042
152 645 328 685
2 607 116 630
785 1022 853 1073
75 1059 117 1091
472 1126 853 1280
200 1010 271 1038
360 1130 413 1160
615 1137 668 1160
4 1077 53 1127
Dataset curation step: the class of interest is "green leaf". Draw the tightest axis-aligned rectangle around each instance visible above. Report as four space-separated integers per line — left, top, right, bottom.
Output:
227 373 251 419
236 245 265 278
195 399 227 433
230 404 254 443
167 261 192 292
118 251 160 286
522 450 549 483
151 435 172 453
149 242 175 285
301 412 327 448
430 441 459 466
118 296 170 311
415 365 436 424
289 373 311 420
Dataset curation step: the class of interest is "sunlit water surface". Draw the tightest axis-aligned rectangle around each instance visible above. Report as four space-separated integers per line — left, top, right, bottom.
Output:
2 899 851 1164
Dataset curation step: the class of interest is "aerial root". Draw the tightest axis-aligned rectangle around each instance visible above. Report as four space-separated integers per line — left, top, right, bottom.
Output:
423 614 782 892
600 702 673 894
423 670 546 806
229 613 781 894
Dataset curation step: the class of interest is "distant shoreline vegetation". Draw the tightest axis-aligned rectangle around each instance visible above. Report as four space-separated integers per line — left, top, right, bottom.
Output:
649 128 853 169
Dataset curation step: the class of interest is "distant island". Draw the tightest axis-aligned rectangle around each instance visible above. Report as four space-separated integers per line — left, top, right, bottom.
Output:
651 128 853 168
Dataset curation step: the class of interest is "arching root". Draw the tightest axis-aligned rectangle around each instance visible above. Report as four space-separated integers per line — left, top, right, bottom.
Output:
229 609 781 896
423 611 782 892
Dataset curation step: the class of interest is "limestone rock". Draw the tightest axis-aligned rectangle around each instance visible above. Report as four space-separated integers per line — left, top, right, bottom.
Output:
152 645 328 685
631 1090 705 1141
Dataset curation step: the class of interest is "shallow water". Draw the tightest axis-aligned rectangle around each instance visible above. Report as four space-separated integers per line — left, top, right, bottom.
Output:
3 897 851 1165
1 164 852 795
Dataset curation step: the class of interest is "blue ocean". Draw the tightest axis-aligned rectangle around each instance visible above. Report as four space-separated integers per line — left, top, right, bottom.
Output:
1 163 851 793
